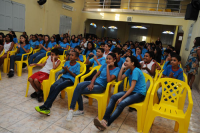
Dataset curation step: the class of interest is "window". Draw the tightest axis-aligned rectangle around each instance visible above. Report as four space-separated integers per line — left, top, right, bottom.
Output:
0 0 25 32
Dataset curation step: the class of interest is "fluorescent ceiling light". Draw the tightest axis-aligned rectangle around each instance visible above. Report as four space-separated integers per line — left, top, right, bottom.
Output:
108 26 117 29
162 31 174 34
131 26 147 29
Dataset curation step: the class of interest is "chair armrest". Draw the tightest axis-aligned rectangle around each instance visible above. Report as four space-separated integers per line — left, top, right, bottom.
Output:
33 48 40 54
149 79 161 109
113 80 123 94
0 50 5 57
49 67 63 85
185 88 193 116
21 48 33 61
46 51 51 57
80 65 101 82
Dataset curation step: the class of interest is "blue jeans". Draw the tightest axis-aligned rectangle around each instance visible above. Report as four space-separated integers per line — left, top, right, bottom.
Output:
28 52 46 64
103 91 145 126
10 55 26 70
70 81 105 110
43 77 74 109
55 70 63 81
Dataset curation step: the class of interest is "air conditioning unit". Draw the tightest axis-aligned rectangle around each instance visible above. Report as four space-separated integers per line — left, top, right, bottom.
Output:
59 0 75 3
63 4 73 11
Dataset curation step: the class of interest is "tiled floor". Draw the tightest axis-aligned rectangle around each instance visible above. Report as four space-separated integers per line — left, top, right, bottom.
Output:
0 67 200 133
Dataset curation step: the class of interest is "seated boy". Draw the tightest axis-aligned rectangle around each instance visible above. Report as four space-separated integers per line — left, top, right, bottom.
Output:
112 48 125 69
157 54 183 100
85 48 106 81
160 49 171 65
35 51 80 115
28 49 61 102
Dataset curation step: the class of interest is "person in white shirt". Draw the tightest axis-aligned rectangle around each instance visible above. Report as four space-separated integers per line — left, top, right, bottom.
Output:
80 37 88 50
103 44 111 58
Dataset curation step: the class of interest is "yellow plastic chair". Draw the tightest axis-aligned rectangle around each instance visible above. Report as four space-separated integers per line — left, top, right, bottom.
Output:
60 46 70 61
165 9 171 12
80 65 116 120
149 9 156 11
143 78 193 133
3 46 18 73
0 49 5 80
114 73 153 132
158 9 163 12
59 61 86 108
33 48 40 54
25 57 64 101
14 48 33 76
82 55 86 63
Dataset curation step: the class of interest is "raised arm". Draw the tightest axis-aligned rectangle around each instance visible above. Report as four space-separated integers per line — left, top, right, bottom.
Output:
118 63 127 81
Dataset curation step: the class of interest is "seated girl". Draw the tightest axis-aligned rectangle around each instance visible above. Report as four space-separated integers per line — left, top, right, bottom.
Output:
7 35 30 78
29 35 52 64
133 47 144 62
84 48 106 81
103 44 111 58
66 53 120 121
82 41 96 59
29 35 39 50
70 37 80 49
49 36 57 48
10 31 18 44
35 51 80 115
0 34 14 67
28 49 61 102
121 49 133 60
55 37 70 55
93 56 146 131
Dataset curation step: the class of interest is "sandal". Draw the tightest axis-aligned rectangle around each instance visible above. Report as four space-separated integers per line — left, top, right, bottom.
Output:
93 118 107 131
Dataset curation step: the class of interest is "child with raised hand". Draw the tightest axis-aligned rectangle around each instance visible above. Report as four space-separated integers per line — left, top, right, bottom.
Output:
94 56 146 131
160 49 171 65
85 48 106 81
29 49 61 102
66 53 120 121
82 41 96 59
74 46 84 62
133 47 144 62
162 52 176 70
103 44 111 58
55 37 70 55
157 54 183 100
35 51 80 115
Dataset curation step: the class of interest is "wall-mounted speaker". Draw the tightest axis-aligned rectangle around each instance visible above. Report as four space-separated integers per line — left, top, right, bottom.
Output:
37 0 47 5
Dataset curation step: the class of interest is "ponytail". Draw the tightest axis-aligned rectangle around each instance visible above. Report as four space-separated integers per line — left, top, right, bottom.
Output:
108 53 118 67
128 56 141 69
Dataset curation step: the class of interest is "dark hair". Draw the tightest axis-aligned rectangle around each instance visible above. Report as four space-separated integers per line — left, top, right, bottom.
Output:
123 44 128 47
139 42 144 46
127 56 141 68
43 35 50 48
51 36 55 40
10 31 16 38
0 32 5 38
38 34 43 38
72 50 79 57
146 51 154 58
73 37 78 43
83 41 95 55
154 47 162 63
164 49 171 54
136 46 142 51
97 48 104 53
6 34 13 42
167 52 176 65
126 49 133 56
107 53 118 67
62 37 69 43
55 34 61 44
20 35 29 44
171 53 181 62
32 34 38 40
51 48 59 55
101 42 105 46
75 46 81 51
106 43 111 48
0 33 5 45
194 37 200 47
112 48 121 55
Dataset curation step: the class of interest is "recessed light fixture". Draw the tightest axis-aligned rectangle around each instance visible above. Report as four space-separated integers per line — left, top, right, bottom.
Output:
90 23 97 28
102 26 106 29
162 31 174 34
131 26 147 29
108 26 117 29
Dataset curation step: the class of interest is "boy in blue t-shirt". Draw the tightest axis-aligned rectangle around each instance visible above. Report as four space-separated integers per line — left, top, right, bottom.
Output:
157 54 183 100
85 48 106 81
112 48 125 69
35 51 80 115
161 49 171 65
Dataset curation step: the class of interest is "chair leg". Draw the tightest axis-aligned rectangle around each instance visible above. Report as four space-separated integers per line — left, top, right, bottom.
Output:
61 90 65 99
25 81 30 97
98 101 104 120
174 121 179 132
3 59 8 73
137 108 143 133
143 111 155 133
89 97 93 105
178 121 186 133
16 63 22 76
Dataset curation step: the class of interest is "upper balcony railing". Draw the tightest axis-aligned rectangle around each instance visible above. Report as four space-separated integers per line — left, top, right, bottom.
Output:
83 0 189 14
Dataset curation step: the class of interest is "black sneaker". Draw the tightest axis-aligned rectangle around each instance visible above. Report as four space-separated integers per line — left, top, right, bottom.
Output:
31 92 38 98
38 92 43 102
128 107 137 112
8 71 14 78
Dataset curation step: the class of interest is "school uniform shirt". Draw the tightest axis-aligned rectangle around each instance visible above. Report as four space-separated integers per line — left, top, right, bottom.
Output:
140 60 155 77
142 48 148 55
16 44 30 56
78 54 84 62
131 49 135 55
70 42 80 48
125 68 146 96
40 56 60 74
49 41 57 47
29 40 39 49
161 55 167 60
110 45 116 51
96 42 101 48
39 40 44 44
61 61 80 83
40 42 53 53
59 42 70 52
117 58 125 69
163 61 170 70
133 53 144 62
95 64 120 88
13 38 18 44
103 51 111 58
163 65 183 81
82 49 96 58
89 56 106 68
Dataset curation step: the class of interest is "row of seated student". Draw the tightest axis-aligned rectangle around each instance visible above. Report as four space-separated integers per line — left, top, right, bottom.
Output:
0 31 183 131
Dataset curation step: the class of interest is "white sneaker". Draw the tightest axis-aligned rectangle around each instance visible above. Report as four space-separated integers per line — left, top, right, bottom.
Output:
73 110 84 117
66 110 73 121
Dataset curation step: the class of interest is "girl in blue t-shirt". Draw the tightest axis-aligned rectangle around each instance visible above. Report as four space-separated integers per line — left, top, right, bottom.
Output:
121 49 132 60
55 37 70 55
94 56 146 131
49 36 57 47
29 35 39 50
10 31 18 44
29 35 52 64
8 35 30 78
70 37 79 48
133 47 144 62
66 53 120 121
82 41 96 58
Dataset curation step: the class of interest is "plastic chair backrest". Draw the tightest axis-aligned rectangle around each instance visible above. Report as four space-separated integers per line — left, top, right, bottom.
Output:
82 55 86 63
159 78 187 107
77 61 85 73
0 49 5 57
